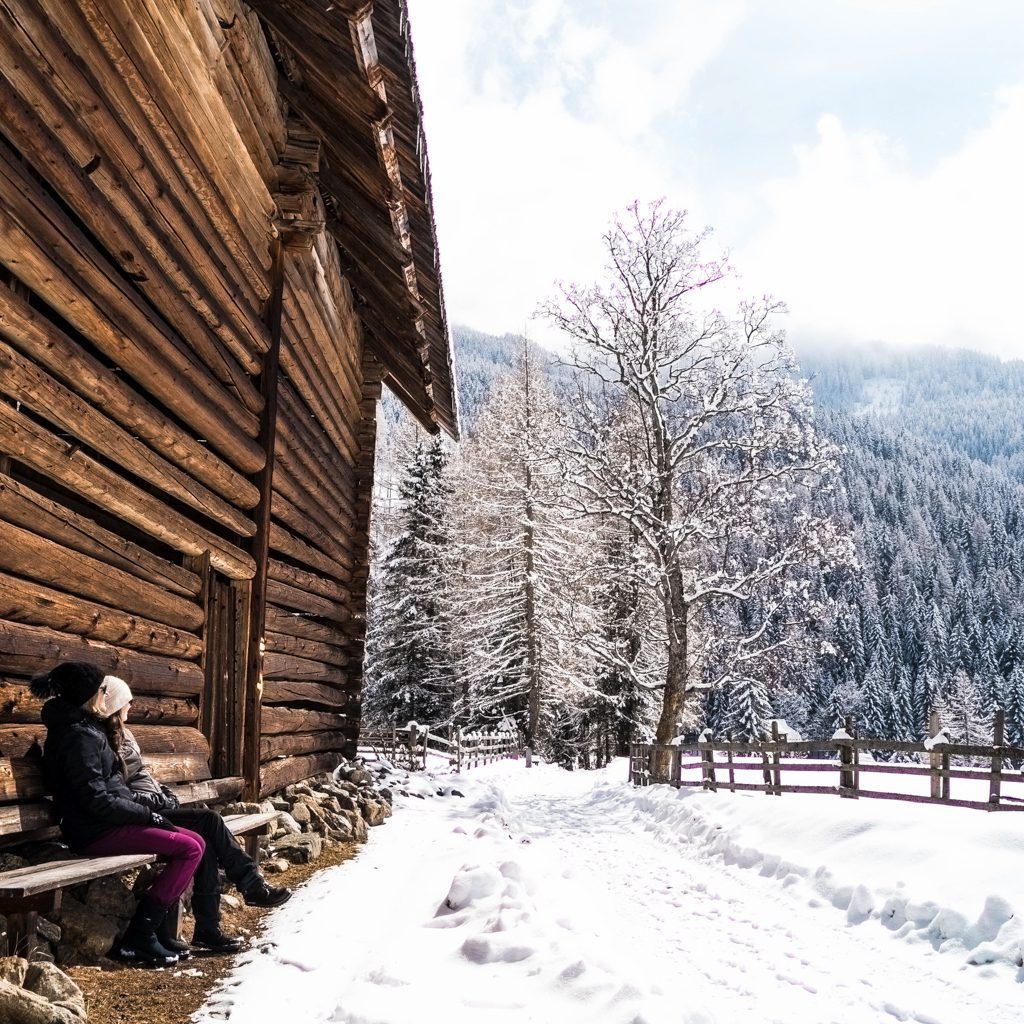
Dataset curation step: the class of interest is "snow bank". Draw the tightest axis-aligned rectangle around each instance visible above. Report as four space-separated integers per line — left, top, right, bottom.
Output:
586 767 1024 971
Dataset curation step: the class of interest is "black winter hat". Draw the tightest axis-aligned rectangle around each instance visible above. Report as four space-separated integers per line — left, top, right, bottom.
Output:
30 662 105 707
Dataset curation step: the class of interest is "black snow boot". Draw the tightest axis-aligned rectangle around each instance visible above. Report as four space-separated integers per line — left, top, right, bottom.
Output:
155 900 192 959
115 895 179 966
191 892 245 954
241 879 291 908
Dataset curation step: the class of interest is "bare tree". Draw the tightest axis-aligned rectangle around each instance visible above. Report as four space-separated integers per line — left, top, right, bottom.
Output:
541 200 853 748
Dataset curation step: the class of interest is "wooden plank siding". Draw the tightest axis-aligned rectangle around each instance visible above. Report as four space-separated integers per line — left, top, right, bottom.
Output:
0 0 456 813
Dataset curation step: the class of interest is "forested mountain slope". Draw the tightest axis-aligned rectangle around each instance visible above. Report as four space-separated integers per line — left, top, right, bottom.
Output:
370 329 1024 749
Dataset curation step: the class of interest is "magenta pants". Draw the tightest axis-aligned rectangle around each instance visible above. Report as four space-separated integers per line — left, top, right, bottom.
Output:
82 825 205 907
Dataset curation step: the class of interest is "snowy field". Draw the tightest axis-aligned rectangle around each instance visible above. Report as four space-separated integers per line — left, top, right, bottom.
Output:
195 758 1023 1024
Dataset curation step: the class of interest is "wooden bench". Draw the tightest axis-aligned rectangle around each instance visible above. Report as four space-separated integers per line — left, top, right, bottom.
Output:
0 725 279 957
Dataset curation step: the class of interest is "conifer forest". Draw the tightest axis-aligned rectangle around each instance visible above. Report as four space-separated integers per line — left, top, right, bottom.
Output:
363 205 1024 766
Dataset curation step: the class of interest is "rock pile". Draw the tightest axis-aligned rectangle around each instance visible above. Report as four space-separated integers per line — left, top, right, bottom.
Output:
0 956 86 1023
225 761 394 872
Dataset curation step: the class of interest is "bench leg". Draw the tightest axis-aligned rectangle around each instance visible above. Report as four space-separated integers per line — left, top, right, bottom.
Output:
167 899 184 942
0 892 59 959
244 832 261 862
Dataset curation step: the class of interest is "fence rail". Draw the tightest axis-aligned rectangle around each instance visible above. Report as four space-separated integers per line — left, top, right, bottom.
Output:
629 712 1024 813
359 725 520 771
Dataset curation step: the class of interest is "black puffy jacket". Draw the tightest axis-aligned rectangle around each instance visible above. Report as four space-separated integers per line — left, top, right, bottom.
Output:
40 698 153 850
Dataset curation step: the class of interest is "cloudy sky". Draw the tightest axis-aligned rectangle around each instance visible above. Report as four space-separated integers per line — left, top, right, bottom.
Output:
405 0 1024 359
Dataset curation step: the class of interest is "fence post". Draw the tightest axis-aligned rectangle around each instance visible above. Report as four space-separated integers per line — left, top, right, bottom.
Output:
422 728 429 770
726 732 736 792
928 710 941 800
671 745 682 788
771 720 782 796
456 728 463 773
989 710 1004 809
838 715 857 797
700 733 717 792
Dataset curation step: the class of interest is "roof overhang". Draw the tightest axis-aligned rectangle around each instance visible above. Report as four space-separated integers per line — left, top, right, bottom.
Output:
249 0 459 439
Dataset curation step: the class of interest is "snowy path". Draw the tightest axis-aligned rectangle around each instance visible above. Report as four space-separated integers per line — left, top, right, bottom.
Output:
195 762 1022 1024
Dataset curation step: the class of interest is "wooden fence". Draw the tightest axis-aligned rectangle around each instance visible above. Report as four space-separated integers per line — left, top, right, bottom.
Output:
358 725 520 772
629 712 1024 813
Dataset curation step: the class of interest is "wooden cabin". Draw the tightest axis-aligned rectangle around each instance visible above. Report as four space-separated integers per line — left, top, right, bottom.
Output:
0 0 458 811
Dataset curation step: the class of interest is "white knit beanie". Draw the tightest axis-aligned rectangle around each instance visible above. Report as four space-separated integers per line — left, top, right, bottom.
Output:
101 676 134 718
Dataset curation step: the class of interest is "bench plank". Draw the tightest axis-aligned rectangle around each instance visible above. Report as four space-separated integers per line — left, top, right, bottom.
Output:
0 854 156 898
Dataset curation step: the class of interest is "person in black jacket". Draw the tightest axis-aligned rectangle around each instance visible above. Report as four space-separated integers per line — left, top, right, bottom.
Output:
32 661 205 966
100 677 290 956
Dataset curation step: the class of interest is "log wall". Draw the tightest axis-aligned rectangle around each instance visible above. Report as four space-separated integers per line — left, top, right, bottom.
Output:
0 0 437 805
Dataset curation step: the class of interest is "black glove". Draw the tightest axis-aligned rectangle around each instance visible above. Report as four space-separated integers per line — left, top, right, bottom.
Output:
159 785 181 810
150 812 177 832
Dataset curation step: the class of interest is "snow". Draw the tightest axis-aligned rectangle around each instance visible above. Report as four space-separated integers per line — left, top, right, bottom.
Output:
195 759 1023 1024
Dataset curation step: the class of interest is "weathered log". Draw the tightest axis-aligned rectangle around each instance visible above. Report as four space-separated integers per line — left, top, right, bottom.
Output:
259 729 350 761
280 322 359 468
277 387 357 516
263 652 346 685
126 695 200 727
0 285 259 510
262 679 351 708
0 622 203 695
0 520 204 632
0 135 265 471
0 571 203 660
270 491 354 572
10 0 271 305
0 801 54 834
0 336 255 535
265 579 348 622
0 75 263 416
0 474 201 599
0 757 45 802
260 706 350 735
284 260 364 436
272 459 356 558
0 403 256 580
144 751 212 784
264 606 351 648
267 559 350 605
264 630 348 668
182 0 282 185
0 15 271 373
0 725 45 758
258 751 347 797
269 520 353 584
75 0 273 284
0 682 198 728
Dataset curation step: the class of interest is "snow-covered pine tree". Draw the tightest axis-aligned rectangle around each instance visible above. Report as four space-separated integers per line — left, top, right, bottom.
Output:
363 436 458 727
451 348 594 750
935 668 991 764
1002 662 1024 751
727 676 772 741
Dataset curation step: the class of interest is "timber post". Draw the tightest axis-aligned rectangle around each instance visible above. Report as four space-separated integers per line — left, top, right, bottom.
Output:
928 709 942 800
242 235 286 802
770 720 783 796
989 710 1004 809
838 714 857 796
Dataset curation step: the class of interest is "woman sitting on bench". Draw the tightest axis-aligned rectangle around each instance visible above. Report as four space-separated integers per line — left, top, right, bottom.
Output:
32 661 205 967
100 678 290 956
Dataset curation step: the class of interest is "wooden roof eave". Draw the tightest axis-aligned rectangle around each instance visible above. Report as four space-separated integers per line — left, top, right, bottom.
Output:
248 0 458 438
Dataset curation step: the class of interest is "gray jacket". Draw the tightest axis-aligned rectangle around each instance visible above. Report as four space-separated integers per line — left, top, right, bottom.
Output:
121 727 180 811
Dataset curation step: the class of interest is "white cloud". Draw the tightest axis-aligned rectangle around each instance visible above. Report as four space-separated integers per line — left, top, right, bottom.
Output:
736 85 1024 359
407 0 746 343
